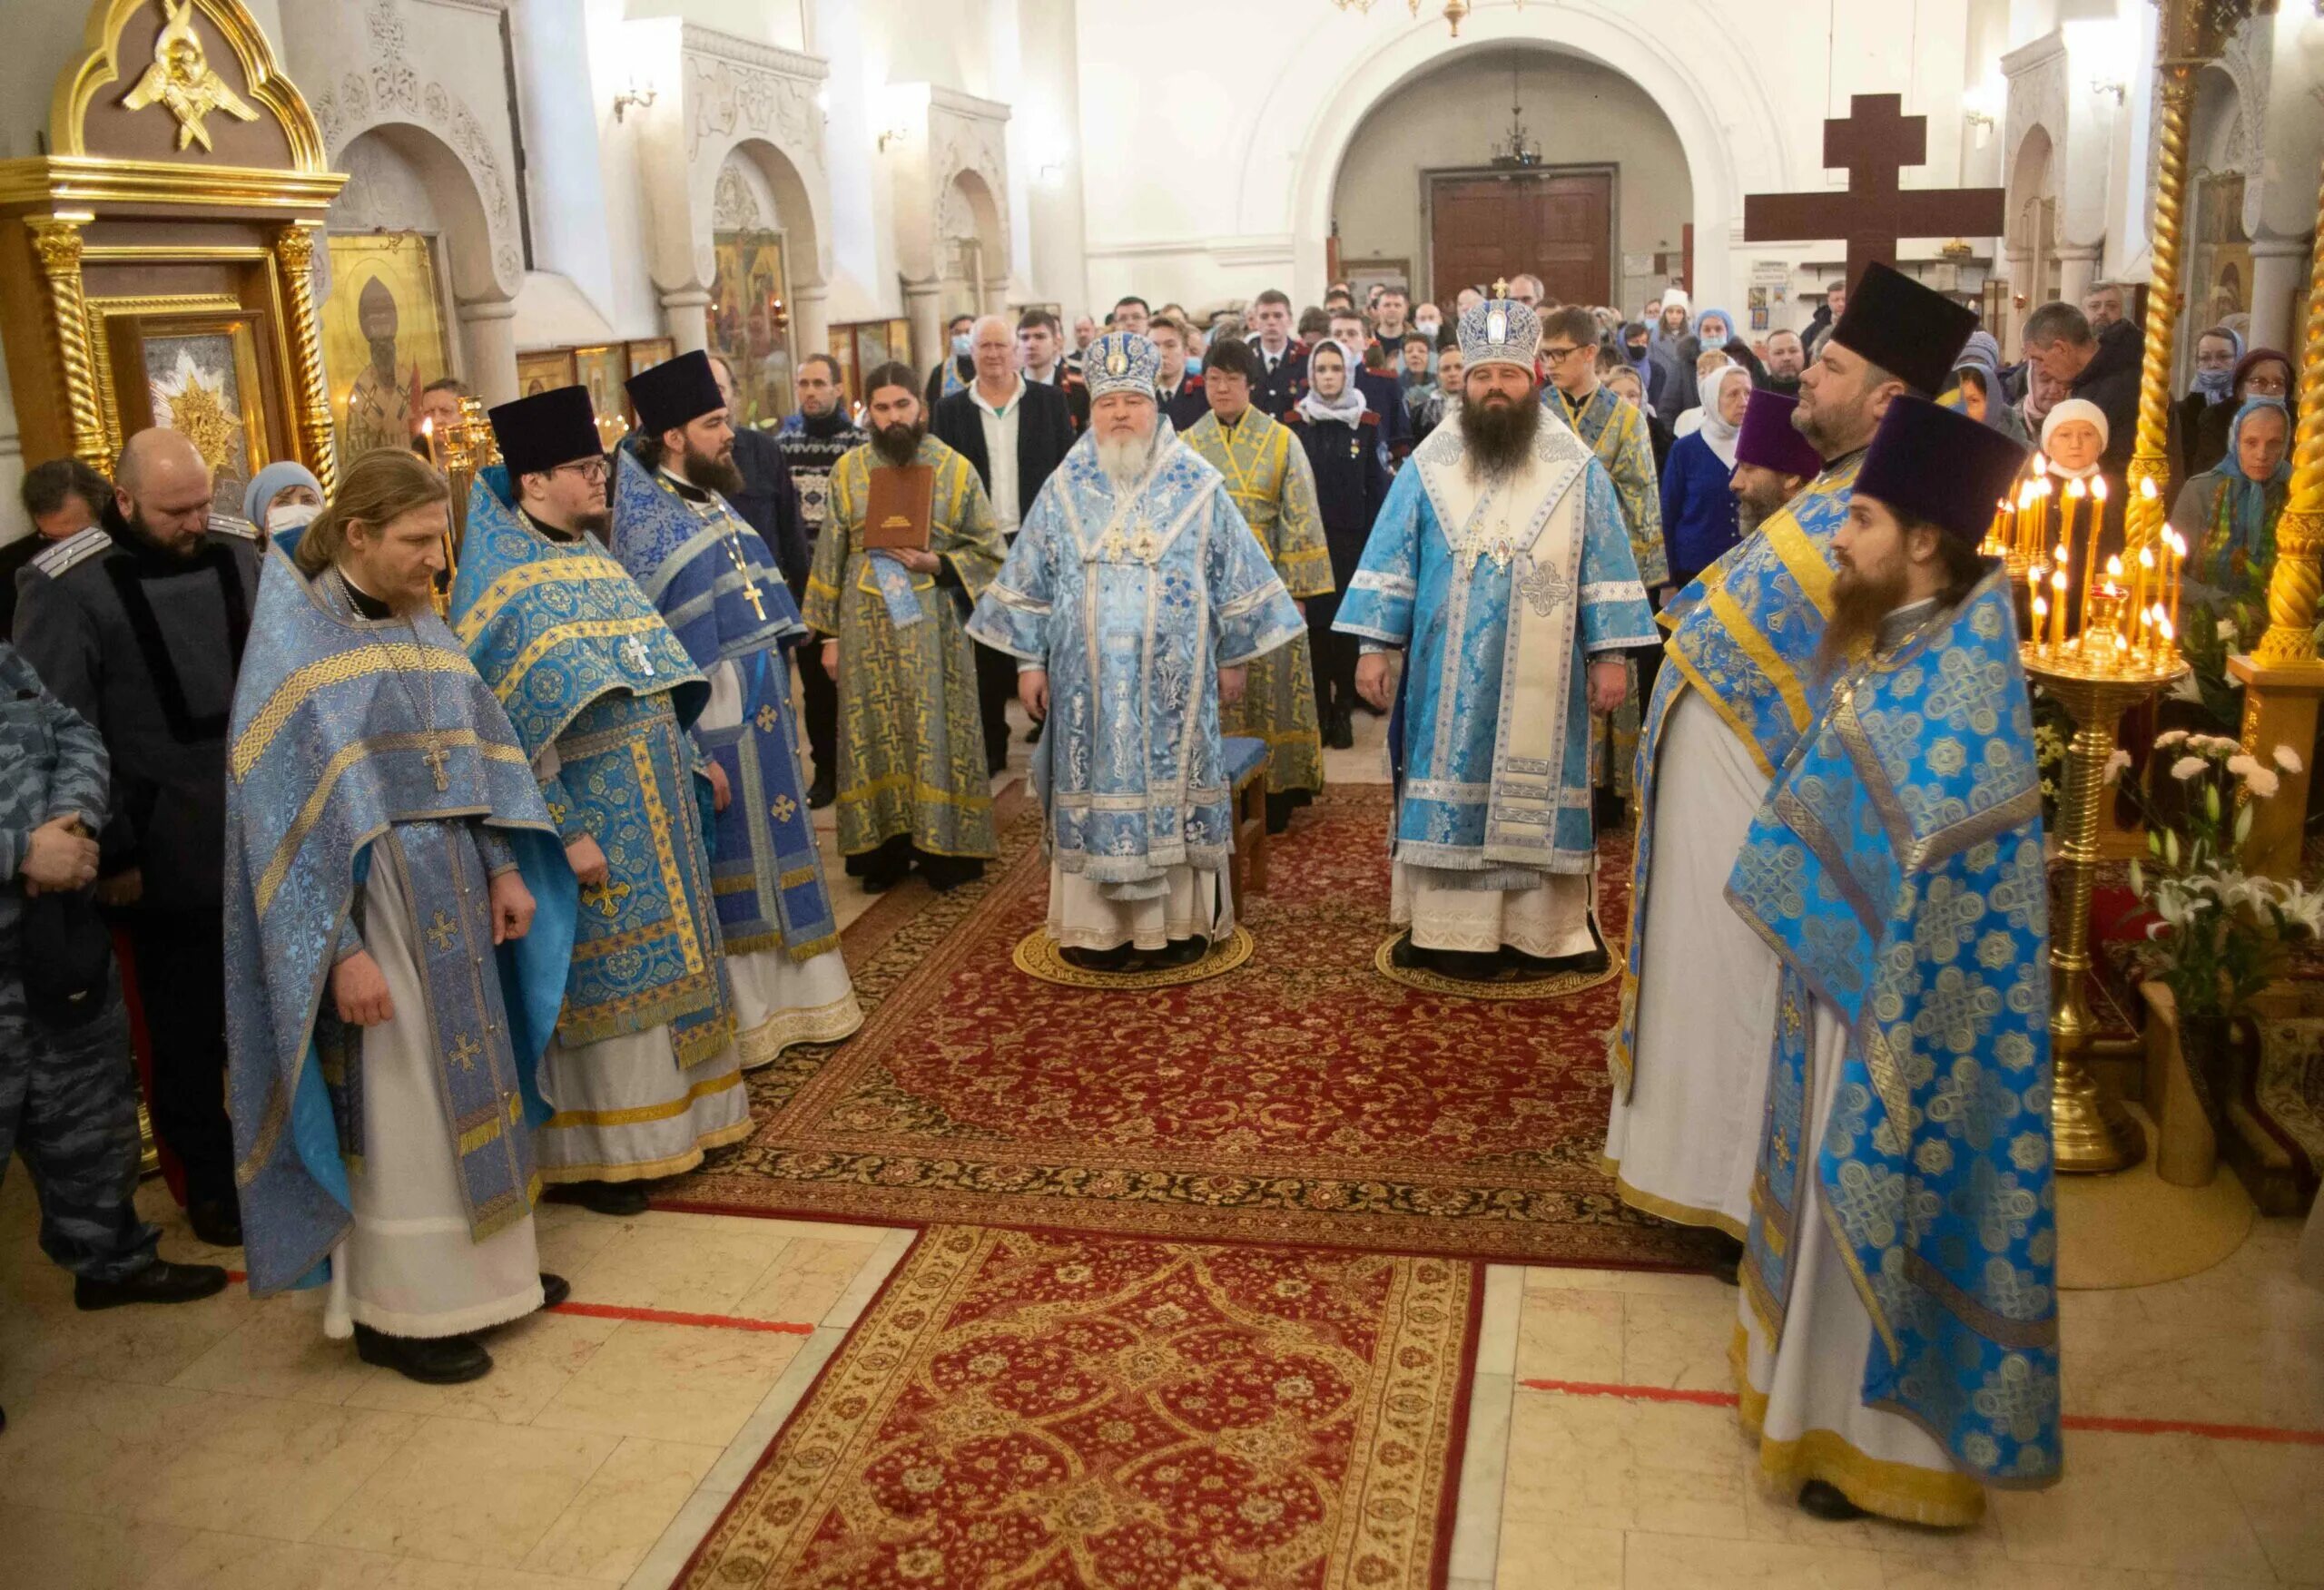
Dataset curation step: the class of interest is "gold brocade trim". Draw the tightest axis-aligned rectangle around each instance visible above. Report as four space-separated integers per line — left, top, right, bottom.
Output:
253 732 527 915
1763 513 1838 621
1597 1155 1748 1241
1015 927 1256 989
541 1064 744 1131
712 875 756 896
837 770 998 814
779 866 822 889
538 1115 755 1184
630 739 710 983
452 553 633 645
674 1010 737 1068
735 992 865 1070
1706 585 1811 738
1912 787 2043 873
488 617 675 708
454 1094 526 1158
1664 649 1775 780
231 644 478 780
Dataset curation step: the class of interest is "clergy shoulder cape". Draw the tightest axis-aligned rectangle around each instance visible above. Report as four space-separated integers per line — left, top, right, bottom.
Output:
224 550 576 1296
452 473 732 1060
1610 453 1859 1094
1728 568 2061 1492
609 449 837 962
967 423 1304 882
1334 416 1655 873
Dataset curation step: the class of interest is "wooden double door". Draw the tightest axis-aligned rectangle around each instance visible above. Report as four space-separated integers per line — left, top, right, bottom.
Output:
1428 167 1614 309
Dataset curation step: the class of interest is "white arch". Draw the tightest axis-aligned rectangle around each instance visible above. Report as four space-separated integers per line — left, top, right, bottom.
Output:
1247 0 1791 310
326 118 515 305
694 133 830 295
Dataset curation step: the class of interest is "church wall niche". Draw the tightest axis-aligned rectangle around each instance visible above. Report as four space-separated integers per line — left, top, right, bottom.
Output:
708 147 796 428
321 126 462 463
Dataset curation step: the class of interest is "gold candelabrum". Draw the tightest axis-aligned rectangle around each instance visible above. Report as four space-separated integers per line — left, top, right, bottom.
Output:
420 396 499 618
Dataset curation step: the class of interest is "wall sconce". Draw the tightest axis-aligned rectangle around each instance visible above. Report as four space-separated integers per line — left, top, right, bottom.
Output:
2090 74 2127 103
876 123 912 152
613 82 656 123
1962 76 2003 146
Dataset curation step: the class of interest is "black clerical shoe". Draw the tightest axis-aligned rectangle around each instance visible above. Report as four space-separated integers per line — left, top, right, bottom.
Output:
74 1259 230 1311
1141 936 1210 969
1704 1232 1745 1288
1060 943 1138 973
546 1179 651 1217
354 1324 493 1385
807 772 837 810
1797 1480 1867 1521
1265 792 1297 836
538 1272 571 1310
1388 931 1432 972
1024 721 1043 744
187 1198 243 1248
917 855 984 894
1324 708 1354 751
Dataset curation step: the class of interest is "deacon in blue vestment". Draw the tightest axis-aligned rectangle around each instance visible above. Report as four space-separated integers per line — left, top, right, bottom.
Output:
616 352 862 1067
1725 396 2058 1526
225 448 577 1386
1334 298 1655 982
1607 265 1978 1260
453 388 743 1220
969 332 1303 972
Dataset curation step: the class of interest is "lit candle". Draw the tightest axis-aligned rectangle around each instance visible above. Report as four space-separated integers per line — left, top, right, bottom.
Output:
2032 593 2049 652
2103 555 2125 650
2166 528 2184 633
420 416 437 466
2135 545 2155 653
2089 476 2110 623
2051 567 2069 651
2063 479 2087 643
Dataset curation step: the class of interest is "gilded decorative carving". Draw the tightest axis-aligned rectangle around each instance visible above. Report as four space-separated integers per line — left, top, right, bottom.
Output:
2250 152 2324 667
120 0 261 152
2125 66 2196 553
26 214 110 473
274 221 340 496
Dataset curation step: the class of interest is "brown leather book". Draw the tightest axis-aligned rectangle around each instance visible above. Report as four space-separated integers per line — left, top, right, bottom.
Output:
863 464 935 550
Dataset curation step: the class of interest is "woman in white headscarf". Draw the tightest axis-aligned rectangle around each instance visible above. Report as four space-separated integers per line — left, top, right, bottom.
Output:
1658 364 1752 589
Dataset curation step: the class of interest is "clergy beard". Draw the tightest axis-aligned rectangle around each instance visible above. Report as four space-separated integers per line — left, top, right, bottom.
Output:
872 419 925 467
570 506 611 539
1095 429 1157 489
1816 560 1909 676
1456 389 1541 481
681 442 745 498
1736 497 1768 539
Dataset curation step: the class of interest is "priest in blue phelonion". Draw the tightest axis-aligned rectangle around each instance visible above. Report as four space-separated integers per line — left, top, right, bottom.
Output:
1724 394 2058 1526
224 447 577 1387
615 351 862 1067
1334 297 1655 982
968 330 1304 972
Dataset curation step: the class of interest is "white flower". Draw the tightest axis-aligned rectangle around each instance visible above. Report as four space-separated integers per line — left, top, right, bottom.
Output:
2275 745 2304 775
2247 766 2281 799
2171 756 2208 781
2277 881 2324 937
2219 618 2239 641
2153 730 2189 749
2102 749 2132 785
2227 753 2262 780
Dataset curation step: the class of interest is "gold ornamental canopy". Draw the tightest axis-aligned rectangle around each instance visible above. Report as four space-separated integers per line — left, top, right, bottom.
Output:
0 0 346 496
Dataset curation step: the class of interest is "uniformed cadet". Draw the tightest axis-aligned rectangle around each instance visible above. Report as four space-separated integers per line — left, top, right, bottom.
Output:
14 429 263 1248
0 638 229 1433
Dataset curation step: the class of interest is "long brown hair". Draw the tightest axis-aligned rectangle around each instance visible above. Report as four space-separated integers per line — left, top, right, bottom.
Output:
294 447 449 575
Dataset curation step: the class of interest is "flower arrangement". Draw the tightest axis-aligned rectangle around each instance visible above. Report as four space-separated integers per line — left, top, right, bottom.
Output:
2115 731 2322 1026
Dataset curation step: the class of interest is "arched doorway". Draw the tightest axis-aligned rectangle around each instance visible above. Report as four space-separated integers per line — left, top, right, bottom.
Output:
2004 123 2058 349
707 145 811 427
2186 64 2255 368
1331 45 1693 314
940 168 1009 322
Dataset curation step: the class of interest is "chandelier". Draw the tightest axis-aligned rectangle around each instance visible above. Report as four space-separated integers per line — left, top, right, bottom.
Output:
1491 58 1540 166
1328 0 1530 38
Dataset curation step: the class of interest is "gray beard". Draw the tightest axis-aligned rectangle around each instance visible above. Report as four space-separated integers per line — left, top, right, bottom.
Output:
1096 430 1159 491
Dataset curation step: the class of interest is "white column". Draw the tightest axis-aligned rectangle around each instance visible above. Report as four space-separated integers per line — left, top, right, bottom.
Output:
2055 243 2102 313
661 289 713 356
508 0 614 319
457 299 519 407
2004 246 2035 358
2247 233 2311 354
791 283 832 374
901 276 945 374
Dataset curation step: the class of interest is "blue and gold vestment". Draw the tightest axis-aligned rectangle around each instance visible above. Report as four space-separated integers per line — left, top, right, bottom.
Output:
1725 570 2062 1493
610 450 838 962
223 551 576 1295
968 426 1303 880
451 474 734 1065
1610 454 1860 1093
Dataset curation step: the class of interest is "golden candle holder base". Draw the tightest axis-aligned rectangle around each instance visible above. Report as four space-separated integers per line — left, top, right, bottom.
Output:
2024 646 2188 1174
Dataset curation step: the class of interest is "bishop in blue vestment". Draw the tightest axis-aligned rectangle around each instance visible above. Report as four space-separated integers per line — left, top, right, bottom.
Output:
969 332 1303 972
616 353 862 1067
1334 299 1655 981
225 448 577 1384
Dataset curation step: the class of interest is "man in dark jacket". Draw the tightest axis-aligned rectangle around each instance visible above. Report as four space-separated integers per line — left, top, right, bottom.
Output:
707 353 810 594
774 354 864 807
5 459 109 640
932 315 1078 772
2022 301 2142 474
1246 289 1308 418
13 428 261 1246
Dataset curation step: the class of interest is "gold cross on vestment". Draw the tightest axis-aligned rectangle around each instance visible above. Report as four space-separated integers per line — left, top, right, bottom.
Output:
448 1033 482 1073
724 531 768 621
421 738 451 793
580 878 632 918
427 910 459 953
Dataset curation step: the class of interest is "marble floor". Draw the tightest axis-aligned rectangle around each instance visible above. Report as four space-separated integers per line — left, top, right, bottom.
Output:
3 702 2319 1589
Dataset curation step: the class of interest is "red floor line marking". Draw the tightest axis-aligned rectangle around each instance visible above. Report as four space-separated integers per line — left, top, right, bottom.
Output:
224 1271 815 1337
1518 1378 2324 1446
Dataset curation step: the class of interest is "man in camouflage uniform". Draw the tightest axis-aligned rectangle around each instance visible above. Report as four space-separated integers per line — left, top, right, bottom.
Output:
0 637 229 1430
14 429 264 1246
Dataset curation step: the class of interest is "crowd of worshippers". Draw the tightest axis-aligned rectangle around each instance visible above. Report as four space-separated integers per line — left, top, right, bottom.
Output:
0 263 2280 1520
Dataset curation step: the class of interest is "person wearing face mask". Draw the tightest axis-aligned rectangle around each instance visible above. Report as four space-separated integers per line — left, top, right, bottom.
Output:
244 460 326 554
1413 302 1445 349
2171 397 2292 606
2170 326 2243 493
922 314 978 409
1689 309 1765 391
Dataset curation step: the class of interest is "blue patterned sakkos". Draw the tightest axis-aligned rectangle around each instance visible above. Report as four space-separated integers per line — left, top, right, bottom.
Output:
1725 567 2060 1497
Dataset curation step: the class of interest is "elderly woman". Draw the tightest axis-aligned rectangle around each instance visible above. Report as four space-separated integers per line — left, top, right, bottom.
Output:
1659 365 1752 590
243 459 325 551
2187 346 2291 492
2170 398 2291 607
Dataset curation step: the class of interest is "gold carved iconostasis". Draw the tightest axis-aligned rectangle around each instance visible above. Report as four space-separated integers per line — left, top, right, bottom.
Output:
0 0 346 500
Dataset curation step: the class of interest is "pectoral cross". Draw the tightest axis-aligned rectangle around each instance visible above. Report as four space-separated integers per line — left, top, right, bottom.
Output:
725 532 768 621
447 1033 482 1073
421 737 451 793
620 634 655 677
426 910 459 953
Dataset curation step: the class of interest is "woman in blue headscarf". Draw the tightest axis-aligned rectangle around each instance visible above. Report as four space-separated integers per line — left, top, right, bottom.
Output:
243 459 325 554
2169 397 2291 604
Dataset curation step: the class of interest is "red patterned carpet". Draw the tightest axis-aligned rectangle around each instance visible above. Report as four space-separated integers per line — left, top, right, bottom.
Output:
674 1227 1478 1590
667 784 1718 1269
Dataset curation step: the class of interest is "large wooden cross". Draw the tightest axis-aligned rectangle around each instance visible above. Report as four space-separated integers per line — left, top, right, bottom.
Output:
1743 94 2006 291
